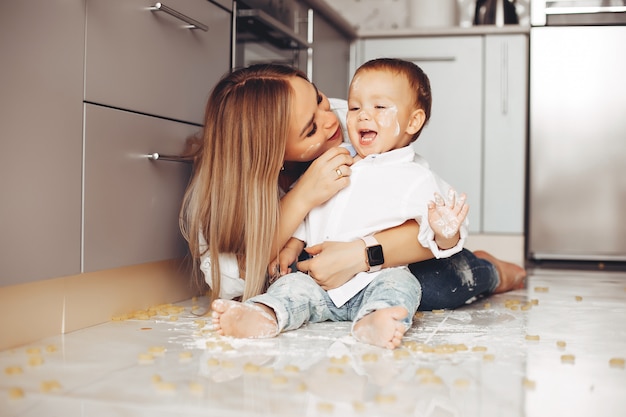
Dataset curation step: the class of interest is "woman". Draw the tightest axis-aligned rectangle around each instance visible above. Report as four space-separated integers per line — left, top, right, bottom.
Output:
180 63 524 309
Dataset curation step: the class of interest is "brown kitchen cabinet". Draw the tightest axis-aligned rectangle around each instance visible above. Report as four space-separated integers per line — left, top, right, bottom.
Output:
0 0 85 286
82 104 196 272
85 0 232 125
1 0 232 285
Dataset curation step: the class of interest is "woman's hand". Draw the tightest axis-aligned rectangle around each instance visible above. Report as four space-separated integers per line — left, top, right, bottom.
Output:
297 240 367 290
291 147 353 210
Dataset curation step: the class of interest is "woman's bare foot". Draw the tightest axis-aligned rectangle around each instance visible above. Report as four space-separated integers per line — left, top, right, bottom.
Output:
352 306 408 350
474 250 527 293
211 299 279 338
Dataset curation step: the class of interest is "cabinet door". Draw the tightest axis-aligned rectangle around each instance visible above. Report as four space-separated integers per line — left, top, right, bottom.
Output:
85 0 231 125
83 104 196 272
0 0 84 286
355 37 484 232
483 35 527 234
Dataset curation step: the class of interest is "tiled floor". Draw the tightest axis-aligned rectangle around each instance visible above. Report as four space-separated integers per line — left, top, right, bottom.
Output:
2 270 625 417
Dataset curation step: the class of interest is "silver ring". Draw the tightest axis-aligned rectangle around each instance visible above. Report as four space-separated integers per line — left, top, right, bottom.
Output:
335 168 342 178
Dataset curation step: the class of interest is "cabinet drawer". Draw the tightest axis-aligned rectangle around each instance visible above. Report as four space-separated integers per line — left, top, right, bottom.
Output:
83 104 196 272
85 0 231 124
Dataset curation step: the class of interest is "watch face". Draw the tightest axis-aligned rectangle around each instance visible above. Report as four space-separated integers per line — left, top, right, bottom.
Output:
367 244 385 266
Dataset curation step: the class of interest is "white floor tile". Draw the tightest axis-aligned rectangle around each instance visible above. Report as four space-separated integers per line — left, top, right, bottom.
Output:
1 270 625 417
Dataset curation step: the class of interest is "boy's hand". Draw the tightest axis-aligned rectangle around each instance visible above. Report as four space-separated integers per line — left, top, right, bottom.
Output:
428 189 469 249
268 239 303 283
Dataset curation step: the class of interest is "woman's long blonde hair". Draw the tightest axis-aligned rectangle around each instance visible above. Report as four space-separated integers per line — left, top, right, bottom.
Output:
180 64 307 302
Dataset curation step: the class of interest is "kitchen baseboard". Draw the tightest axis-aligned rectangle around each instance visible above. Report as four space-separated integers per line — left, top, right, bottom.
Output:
465 233 525 267
0 259 197 351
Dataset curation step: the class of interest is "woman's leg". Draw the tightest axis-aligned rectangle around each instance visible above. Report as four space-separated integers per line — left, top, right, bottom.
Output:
409 249 525 311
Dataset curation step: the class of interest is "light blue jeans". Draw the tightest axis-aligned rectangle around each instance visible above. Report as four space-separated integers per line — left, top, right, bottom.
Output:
246 267 422 334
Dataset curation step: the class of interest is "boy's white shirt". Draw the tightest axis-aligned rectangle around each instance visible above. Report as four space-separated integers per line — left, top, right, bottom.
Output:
293 145 468 307
199 98 467 303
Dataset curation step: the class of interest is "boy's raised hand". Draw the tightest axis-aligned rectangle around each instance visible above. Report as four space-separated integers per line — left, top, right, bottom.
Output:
428 189 469 248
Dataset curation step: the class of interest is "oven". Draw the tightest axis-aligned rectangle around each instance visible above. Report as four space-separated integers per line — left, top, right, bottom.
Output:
232 0 313 79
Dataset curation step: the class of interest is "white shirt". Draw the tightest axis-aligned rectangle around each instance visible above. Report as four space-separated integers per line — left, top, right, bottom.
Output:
293 145 468 307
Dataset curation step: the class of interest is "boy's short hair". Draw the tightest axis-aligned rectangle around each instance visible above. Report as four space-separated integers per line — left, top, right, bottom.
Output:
354 58 432 141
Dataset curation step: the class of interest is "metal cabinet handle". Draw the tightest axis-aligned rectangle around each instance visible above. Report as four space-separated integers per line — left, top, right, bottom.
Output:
148 152 193 164
150 2 208 32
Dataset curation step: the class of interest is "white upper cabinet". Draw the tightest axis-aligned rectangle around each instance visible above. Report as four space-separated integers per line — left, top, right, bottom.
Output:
353 33 527 234
354 36 484 233
483 34 527 234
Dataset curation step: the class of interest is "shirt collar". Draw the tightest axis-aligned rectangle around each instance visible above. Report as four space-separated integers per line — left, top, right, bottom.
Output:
355 145 416 167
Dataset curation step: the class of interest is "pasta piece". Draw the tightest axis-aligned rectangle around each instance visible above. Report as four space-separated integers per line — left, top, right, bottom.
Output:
8 387 24 399
5 366 23 375
556 340 567 349
534 286 549 293
609 358 625 369
415 367 434 377
243 363 260 374
472 346 488 352
352 401 366 412
155 381 176 392
148 346 166 356
271 375 289 386
317 402 334 413
138 353 154 365
523 378 536 390
220 360 235 368
179 351 193 363
453 378 470 388
40 380 62 393
189 381 204 395
330 355 350 364
327 366 345 375
393 349 410 359
483 354 495 362
362 353 379 362
284 364 300 373
375 394 397 404
561 354 575 364
419 374 443 385
525 334 540 341
28 356 44 367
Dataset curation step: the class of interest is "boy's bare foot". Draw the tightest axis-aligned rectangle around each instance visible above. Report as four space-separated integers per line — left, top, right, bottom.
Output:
211 299 279 338
474 250 527 293
352 306 408 350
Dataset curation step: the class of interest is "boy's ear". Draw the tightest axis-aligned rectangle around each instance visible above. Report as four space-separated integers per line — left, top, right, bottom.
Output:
406 108 426 135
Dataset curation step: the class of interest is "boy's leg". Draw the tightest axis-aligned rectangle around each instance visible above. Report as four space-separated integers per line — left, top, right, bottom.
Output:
409 249 526 311
212 272 333 338
351 268 422 349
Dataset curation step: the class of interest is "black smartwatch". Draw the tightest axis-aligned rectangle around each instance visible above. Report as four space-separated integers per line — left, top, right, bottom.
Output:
361 235 384 272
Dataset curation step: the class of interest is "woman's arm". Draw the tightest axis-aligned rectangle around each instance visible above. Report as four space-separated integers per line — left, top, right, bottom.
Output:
298 220 433 290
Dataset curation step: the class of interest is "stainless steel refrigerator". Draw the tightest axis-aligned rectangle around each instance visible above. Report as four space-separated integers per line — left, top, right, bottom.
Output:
527 2 626 265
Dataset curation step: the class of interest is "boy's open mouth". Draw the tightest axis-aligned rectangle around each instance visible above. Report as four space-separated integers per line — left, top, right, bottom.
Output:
359 129 377 145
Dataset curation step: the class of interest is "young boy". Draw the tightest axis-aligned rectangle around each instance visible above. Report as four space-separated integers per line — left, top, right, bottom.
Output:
211 58 469 349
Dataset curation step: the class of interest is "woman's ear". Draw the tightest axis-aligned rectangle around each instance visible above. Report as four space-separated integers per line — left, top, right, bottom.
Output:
406 108 426 135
